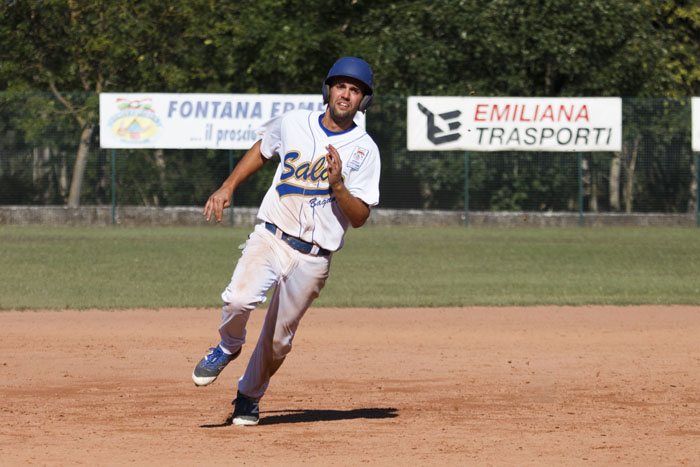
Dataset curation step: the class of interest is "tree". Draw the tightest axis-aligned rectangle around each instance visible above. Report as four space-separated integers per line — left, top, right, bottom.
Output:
0 0 230 206
350 0 699 210
2 0 699 211
3 2 129 205
647 0 700 96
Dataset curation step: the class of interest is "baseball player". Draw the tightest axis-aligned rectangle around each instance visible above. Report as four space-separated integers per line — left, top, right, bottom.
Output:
192 57 381 426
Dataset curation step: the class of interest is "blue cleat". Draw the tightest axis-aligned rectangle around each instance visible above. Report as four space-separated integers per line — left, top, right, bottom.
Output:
192 346 240 386
232 391 260 426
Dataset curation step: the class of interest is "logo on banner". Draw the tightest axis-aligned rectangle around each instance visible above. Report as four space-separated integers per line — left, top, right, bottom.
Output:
107 98 162 144
417 103 462 145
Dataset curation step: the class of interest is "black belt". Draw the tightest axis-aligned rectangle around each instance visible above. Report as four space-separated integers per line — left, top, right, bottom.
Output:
264 222 331 256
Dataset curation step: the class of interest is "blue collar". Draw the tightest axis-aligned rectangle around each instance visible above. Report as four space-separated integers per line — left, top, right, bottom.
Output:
318 114 356 137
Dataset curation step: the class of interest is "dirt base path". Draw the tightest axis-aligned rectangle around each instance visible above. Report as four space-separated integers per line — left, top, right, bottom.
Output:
2 306 700 466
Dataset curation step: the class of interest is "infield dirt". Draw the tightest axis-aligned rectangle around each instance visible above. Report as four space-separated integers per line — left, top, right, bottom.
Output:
2 306 700 466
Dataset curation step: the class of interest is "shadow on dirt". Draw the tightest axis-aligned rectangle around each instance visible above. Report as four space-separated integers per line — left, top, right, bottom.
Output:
201 407 398 428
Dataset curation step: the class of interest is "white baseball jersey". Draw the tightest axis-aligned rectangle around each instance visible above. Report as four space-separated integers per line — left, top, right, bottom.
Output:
256 109 381 252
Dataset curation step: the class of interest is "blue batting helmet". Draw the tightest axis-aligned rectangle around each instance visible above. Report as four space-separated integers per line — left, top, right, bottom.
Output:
322 57 374 112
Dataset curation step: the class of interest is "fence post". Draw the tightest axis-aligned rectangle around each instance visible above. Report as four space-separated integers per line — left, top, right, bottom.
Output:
229 149 234 226
578 152 584 227
464 151 470 226
111 149 116 226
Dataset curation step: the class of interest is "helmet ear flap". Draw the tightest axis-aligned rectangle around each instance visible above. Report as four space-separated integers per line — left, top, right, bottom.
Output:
360 94 373 112
322 83 330 104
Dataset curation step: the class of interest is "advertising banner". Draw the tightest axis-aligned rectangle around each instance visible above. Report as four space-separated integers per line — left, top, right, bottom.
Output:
99 93 364 149
407 96 622 152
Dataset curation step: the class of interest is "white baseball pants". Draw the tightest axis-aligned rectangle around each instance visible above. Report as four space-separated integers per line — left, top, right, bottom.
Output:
217 223 331 400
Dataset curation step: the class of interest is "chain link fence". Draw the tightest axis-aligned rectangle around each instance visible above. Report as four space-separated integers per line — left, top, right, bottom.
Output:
1 93 698 225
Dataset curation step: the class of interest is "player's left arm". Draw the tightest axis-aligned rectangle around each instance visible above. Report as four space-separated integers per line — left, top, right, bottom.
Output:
325 144 371 228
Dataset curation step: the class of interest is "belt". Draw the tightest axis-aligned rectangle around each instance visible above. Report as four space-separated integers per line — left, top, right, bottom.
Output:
264 222 331 256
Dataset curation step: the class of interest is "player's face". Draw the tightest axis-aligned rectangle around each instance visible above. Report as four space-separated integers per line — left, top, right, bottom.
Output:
327 77 365 123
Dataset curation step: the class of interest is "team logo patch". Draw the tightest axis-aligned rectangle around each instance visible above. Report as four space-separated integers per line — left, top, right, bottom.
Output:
347 146 369 171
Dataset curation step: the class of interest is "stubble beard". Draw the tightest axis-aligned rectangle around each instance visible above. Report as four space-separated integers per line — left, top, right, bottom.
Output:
328 100 358 127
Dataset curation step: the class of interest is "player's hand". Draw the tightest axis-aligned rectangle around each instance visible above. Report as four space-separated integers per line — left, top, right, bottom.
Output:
325 144 343 189
203 186 233 223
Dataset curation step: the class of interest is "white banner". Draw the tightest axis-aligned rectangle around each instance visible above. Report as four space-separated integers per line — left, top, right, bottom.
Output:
693 97 700 152
407 96 622 152
99 93 364 149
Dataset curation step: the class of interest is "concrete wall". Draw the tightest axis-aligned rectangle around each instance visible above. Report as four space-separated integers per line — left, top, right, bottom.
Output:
0 206 697 227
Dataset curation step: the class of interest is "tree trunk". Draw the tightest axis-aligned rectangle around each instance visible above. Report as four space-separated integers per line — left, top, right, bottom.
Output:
590 158 599 212
582 156 599 212
420 180 432 209
33 146 52 203
153 149 167 206
95 149 107 205
623 138 639 214
47 75 102 208
609 154 621 211
67 123 94 207
690 157 698 213
58 151 69 200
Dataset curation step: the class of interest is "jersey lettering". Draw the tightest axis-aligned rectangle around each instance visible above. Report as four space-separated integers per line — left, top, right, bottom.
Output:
277 151 342 199
280 151 329 183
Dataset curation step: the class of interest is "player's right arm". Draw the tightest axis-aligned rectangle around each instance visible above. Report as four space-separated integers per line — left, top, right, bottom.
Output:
204 139 268 223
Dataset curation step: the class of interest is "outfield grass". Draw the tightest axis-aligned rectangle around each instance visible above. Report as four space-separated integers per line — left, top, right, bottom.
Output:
1 225 698 309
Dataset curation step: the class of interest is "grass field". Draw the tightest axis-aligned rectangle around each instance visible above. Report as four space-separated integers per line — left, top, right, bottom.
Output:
1 225 698 309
